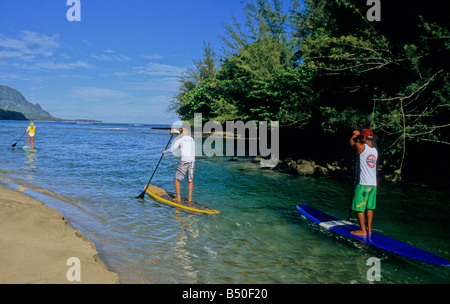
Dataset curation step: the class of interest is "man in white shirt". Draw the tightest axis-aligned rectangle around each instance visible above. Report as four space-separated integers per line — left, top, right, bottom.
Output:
163 127 196 203
349 129 378 235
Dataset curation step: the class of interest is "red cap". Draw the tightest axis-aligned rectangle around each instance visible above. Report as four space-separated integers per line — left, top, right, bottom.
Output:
360 129 373 138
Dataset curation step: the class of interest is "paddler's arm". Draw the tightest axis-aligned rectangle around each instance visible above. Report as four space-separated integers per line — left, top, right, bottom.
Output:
162 148 172 155
350 130 365 154
162 137 181 155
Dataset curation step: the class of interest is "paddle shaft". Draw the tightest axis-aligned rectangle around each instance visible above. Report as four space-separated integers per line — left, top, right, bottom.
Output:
347 157 359 221
137 134 174 199
11 130 27 147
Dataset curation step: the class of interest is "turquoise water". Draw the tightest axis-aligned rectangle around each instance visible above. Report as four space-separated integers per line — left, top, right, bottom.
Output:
1 120 449 284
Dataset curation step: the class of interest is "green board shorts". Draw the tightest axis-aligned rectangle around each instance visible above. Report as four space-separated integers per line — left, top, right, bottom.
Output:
352 185 377 212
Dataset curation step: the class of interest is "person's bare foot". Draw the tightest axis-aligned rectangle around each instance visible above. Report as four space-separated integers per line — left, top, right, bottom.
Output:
351 229 367 236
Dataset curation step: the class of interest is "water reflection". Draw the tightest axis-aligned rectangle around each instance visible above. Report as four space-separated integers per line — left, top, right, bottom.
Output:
23 152 38 180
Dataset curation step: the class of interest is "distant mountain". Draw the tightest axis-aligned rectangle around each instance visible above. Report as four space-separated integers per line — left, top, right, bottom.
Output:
0 85 58 121
0 109 27 120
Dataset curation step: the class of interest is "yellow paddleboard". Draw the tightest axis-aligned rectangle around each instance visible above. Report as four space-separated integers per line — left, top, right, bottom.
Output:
145 185 219 214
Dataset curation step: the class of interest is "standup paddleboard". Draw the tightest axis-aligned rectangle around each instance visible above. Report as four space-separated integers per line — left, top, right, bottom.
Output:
297 204 449 266
22 146 37 153
145 185 219 214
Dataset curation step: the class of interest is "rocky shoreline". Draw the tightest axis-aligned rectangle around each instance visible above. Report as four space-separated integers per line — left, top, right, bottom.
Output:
280 158 348 176
230 155 351 177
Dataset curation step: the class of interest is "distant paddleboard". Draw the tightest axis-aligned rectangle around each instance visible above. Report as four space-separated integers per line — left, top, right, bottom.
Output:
297 204 449 266
22 146 37 153
145 185 219 214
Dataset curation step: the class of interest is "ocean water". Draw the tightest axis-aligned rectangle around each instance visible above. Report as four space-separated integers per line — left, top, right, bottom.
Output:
0 120 449 284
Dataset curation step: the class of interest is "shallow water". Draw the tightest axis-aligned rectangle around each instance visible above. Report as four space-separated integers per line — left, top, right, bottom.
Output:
0 120 449 284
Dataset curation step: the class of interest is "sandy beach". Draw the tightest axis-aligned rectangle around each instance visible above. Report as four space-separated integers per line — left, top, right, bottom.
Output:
0 185 119 284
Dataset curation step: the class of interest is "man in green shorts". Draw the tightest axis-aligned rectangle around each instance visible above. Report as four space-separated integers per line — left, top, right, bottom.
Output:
349 129 378 235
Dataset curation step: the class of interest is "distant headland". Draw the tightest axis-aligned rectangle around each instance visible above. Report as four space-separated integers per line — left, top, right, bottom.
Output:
0 85 101 122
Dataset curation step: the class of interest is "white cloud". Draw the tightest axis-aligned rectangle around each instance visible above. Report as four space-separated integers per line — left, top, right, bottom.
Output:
113 71 132 77
142 54 163 60
129 77 180 93
0 31 93 72
10 60 92 71
143 95 171 105
72 87 130 101
92 50 130 62
0 50 32 60
38 60 92 70
134 62 185 77
0 31 60 60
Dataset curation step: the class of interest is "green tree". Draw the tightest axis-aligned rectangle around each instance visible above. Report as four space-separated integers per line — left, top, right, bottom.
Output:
294 0 450 179
170 41 219 119
170 0 449 180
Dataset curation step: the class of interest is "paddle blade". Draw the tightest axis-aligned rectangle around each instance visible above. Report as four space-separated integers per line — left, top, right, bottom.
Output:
11 143 17 147
136 191 146 199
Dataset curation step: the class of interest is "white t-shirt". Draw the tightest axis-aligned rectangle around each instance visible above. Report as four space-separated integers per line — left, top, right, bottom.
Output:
359 144 378 186
167 136 196 162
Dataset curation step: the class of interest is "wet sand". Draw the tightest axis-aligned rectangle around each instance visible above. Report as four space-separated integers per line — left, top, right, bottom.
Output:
0 185 119 284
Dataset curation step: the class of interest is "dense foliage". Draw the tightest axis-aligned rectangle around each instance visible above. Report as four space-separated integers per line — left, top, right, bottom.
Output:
0 109 27 120
170 0 449 180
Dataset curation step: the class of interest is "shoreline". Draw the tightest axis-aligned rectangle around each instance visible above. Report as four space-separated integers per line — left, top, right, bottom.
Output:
0 184 119 284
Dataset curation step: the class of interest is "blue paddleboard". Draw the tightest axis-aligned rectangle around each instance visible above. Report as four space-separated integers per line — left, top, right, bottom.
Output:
297 204 449 266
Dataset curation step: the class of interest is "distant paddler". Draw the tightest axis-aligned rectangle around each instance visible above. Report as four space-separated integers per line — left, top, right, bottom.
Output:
162 124 196 204
26 121 36 150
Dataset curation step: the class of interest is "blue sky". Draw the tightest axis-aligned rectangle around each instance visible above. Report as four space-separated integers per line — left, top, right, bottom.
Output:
0 0 247 124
